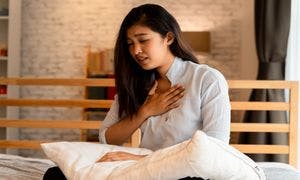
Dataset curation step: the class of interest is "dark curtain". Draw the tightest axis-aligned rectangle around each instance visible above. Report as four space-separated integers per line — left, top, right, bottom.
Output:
239 0 291 162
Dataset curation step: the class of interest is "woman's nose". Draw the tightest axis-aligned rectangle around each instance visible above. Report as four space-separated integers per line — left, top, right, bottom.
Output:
133 44 142 55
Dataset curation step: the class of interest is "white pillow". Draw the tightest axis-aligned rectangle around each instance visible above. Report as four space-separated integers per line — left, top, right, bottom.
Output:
41 142 152 179
42 131 266 180
106 130 266 180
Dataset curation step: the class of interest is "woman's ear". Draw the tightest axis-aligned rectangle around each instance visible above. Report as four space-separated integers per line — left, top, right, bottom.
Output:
166 32 174 45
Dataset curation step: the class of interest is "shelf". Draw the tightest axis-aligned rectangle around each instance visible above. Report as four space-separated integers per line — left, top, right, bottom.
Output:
0 94 7 99
0 56 8 61
88 71 107 77
84 111 107 116
0 16 8 20
182 31 210 52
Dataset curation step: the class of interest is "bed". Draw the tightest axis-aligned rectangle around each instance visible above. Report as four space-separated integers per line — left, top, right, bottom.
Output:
0 78 299 179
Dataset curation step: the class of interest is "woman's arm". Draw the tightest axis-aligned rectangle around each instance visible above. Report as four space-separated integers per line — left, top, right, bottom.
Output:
104 83 185 146
96 84 184 162
104 105 148 145
200 70 231 143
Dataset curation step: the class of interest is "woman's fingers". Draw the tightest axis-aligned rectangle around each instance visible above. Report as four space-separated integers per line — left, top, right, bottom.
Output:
96 153 113 162
167 92 184 107
164 85 185 103
96 151 146 162
142 84 185 116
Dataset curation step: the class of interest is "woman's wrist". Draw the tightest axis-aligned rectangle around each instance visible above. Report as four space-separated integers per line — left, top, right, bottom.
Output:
137 105 150 121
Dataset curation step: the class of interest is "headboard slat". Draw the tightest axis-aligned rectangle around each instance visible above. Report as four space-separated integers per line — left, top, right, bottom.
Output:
0 78 298 167
231 123 289 132
0 119 101 129
232 144 289 154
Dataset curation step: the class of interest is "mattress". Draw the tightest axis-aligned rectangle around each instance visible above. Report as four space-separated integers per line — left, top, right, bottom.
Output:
258 162 300 180
0 154 55 180
0 153 299 180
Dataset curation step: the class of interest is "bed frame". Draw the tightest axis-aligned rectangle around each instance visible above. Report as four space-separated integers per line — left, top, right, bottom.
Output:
0 78 298 167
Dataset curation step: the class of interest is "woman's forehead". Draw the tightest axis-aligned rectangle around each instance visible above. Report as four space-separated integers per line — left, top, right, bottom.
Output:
126 25 153 38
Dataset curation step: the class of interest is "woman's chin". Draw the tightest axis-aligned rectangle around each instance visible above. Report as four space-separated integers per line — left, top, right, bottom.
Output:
139 63 153 70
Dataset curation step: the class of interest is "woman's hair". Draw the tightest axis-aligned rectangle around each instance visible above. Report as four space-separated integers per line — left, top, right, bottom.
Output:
114 3 198 118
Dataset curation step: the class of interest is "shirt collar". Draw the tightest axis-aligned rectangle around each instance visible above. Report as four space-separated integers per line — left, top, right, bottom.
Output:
165 57 185 85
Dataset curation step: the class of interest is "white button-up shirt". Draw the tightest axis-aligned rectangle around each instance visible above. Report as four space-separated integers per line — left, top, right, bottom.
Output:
99 57 231 151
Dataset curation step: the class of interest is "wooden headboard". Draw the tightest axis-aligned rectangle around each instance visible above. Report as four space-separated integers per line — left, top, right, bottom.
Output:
0 78 298 167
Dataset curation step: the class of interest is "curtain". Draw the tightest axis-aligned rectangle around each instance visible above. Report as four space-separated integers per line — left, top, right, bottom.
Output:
286 0 300 168
239 0 291 163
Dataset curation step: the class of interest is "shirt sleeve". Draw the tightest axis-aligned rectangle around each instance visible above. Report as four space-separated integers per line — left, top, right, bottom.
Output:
200 69 231 143
98 95 120 144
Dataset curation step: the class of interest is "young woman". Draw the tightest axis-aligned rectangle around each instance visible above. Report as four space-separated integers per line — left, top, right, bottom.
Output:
98 3 230 162
44 3 230 179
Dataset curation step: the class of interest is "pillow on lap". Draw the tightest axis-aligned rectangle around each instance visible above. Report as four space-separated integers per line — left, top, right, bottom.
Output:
108 131 265 180
42 131 266 180
41 142 152 179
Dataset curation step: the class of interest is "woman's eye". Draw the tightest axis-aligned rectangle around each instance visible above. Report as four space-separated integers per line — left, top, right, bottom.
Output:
139 39 148 43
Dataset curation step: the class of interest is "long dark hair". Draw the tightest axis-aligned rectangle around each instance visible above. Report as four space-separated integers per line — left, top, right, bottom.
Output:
114 4 198 118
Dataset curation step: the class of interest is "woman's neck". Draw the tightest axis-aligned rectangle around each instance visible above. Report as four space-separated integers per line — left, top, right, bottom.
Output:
156 76 171 93
156 53 175 79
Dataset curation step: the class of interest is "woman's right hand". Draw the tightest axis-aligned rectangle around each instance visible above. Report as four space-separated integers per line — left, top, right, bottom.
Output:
140 81 185 118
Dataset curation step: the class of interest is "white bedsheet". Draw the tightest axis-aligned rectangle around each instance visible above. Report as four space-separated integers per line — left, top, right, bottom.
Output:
0 154 55 180
0 153 299 180
258 162 300 180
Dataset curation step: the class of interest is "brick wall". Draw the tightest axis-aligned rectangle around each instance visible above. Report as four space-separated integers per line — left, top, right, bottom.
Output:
20 0 244 157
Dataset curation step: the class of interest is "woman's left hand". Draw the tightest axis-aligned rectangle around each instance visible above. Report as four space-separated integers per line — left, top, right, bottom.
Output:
96 151 146 162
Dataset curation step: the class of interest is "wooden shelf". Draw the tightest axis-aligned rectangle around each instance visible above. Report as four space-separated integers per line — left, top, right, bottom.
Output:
0 94 7 99
0 56 8 61
182 31 210 52
88 71 107 77
0 16 9 20
84 111 107 116
0 0 21 154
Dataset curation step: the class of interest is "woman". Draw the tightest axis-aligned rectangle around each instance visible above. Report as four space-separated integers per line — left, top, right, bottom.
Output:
44 3 230 179
98 3 230 162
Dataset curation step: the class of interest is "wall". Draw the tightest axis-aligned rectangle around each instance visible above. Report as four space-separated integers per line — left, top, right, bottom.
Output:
241 0 258 80
20 0 256 157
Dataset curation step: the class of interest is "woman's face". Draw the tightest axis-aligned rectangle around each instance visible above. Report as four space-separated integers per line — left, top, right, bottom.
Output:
126 25 174 71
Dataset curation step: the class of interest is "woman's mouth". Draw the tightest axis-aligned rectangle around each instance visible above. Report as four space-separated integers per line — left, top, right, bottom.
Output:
137 57 149 65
